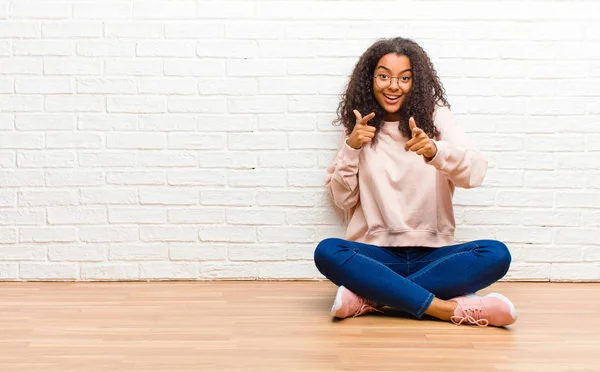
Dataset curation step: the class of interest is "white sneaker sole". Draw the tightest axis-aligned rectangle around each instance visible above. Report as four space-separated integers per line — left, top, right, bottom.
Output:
330 286 346 317
486 292 518 323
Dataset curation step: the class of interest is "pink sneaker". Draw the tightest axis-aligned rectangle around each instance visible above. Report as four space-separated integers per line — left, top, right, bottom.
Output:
330 286 381 319
450 293 518 327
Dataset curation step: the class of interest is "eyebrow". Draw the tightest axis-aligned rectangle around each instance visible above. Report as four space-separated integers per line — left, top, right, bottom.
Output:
376 65 412 74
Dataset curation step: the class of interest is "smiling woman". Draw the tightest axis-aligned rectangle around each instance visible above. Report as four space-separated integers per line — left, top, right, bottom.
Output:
315 37 517 328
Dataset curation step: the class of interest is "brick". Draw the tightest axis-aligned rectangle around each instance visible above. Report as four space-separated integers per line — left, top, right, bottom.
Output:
77 78 136 94
46 96 104 112
45 170 104 187
197 40 256 58
257 227 316 243
0 171 44 187
139 151 197 167
109 207 166 224
140 263 198 279
228 97 286 114
258 114 318 131
199 115 257 132
0 228 17 244
0 21 40 37
496 191 554 208
140 225 198 242
228 170 287 187
109 245 168 261
107 96 166 113
167 170 225 186
139 78 197 95
164 59 225 77
15 78 72 94
227 133 287 150
80 188 138 205
199 226 255 243
199 261 257 279
226 209 285 225
49 246 105 261
200 190 255 207
168 208 224 224
258 261 320 279
135 1 196 19
0 96 43 112
1 59 42 75
18 189 77 207
137 41 196 57
42 21 102 37
556 193 600 209
74 2 133 19
229 244 287 261
78 114 137 131
106 133 166 149
0 209 45 225
503 263 550 281
168 133 224 149
105 59 162 76
139 188 198 205
14 40 71 56
78 152 137 167
107 171 165 186
20 264 78 280
227 60 286 77
17 152 76 168
81 264 139 280
198 78 257 96
79 227 138 243
165 22 224 38
258 153 316 168
17 114 76 130
168 97 226 113
46 132 102 149
10 1 70 19
0 245 48 261
77 41 135 57
288 170 327 187
140 115 196 132
257 190 325 207
20 227 77 243
44 59 102 75
105 22 163 38
0 133 44 149
170 243 227 261
198 152 257 169
48 207 106 225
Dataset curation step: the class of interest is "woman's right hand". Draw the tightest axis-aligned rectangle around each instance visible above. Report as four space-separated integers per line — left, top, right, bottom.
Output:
346 110 376 149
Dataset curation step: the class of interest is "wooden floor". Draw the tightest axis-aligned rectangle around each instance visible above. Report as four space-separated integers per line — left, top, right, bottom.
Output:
0 281 598 372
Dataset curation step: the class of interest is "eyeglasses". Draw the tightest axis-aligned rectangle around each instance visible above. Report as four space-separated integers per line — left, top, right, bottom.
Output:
373 73 412 89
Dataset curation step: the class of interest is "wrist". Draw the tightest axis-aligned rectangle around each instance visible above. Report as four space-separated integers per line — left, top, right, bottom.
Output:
345 138 361 150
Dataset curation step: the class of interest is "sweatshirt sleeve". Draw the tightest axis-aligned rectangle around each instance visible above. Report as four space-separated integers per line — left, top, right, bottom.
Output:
425 106 488 188
325 141 361 210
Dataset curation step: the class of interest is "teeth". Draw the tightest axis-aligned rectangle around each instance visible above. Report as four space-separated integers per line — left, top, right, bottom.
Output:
385 94 399 99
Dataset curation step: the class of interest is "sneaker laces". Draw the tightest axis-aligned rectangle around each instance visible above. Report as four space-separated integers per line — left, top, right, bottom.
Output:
451 306 489 327
353 298 383 317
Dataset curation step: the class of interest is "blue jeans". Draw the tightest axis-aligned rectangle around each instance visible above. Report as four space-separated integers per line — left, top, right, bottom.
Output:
313 238 511 318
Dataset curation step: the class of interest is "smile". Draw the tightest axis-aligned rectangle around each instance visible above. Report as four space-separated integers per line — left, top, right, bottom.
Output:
383 94 401 103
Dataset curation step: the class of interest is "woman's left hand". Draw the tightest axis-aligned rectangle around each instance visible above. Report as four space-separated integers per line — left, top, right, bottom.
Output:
404 117 437 159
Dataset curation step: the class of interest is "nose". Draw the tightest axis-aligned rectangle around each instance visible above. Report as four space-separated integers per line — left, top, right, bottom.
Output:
388 78 401 91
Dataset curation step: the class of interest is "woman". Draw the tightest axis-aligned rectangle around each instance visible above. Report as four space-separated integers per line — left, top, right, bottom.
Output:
313 37 517 327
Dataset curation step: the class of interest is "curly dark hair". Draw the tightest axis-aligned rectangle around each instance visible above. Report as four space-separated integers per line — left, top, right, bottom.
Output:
335 37 449 142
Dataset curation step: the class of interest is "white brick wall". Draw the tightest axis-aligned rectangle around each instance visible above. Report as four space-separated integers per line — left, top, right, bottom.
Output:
0 0 599 281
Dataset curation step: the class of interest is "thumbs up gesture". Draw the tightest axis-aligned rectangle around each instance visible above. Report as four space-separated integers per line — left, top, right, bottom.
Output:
404 117 437 159
346 110 376 149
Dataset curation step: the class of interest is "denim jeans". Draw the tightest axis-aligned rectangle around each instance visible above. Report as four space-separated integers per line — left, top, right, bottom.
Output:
313 238 512 318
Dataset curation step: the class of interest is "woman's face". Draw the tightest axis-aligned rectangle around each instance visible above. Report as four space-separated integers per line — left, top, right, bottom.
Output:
372 53 413 121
